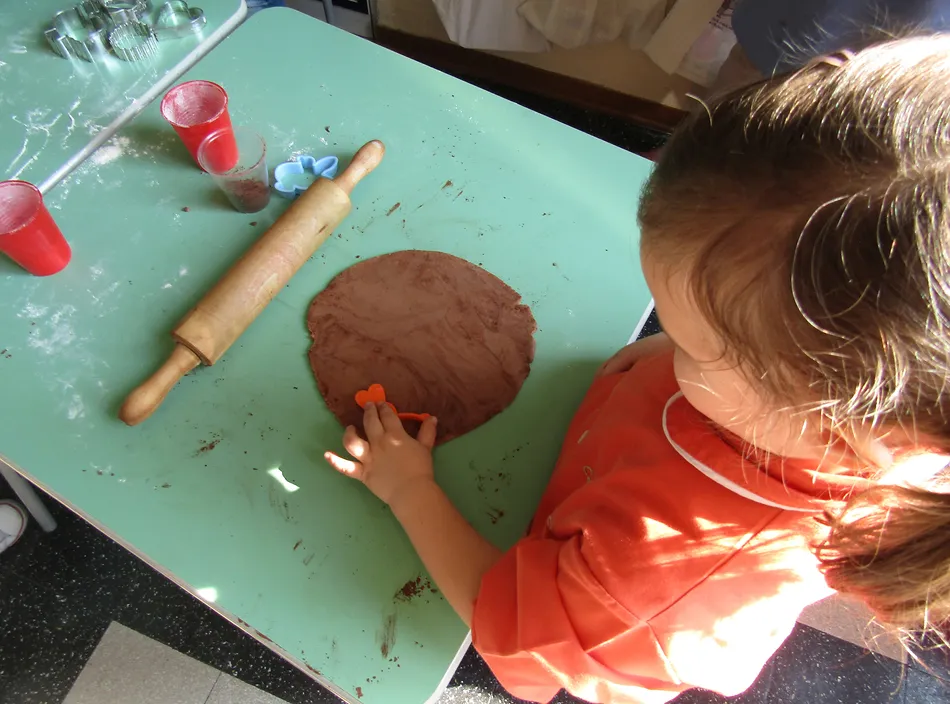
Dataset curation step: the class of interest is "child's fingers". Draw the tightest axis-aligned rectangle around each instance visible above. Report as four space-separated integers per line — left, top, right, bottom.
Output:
363 402 384 442
597 352 626 377
599 352 638 377
324 451 363 480
416 416 438 449
343 426 369 459
377 402 406 434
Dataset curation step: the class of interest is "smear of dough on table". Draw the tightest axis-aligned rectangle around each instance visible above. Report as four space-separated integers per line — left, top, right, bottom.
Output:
307 250 537 444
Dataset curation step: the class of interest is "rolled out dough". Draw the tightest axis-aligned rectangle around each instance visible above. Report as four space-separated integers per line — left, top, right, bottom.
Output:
307 250 536 444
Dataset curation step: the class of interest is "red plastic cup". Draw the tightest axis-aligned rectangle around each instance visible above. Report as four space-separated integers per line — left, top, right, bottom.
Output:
0 181 71 276
161 80 238 172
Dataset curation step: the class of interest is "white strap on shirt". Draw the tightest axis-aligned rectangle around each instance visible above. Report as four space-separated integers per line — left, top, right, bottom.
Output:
662 392 814 513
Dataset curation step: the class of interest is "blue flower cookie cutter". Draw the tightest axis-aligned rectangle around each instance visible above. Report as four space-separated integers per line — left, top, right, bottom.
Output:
273 155 339 199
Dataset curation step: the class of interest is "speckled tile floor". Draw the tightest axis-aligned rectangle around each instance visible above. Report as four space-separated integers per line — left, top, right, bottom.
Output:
62 622 287 704
2 65 950 704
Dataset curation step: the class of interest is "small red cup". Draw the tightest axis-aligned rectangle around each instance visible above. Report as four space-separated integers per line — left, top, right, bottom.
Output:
0 181 71 276
161 80 238 172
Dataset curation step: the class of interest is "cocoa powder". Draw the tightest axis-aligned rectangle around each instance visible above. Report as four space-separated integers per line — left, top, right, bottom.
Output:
224 178 270 212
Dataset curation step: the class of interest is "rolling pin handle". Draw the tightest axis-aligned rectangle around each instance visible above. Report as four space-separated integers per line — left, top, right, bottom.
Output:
119 344 201 426
333 140 385 195
119 139 384 426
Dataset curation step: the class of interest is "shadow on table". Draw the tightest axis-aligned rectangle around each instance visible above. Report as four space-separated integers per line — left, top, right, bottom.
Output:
122 122 198 171
170 181 241 214
205 184 237 212
122 123 275 213
0 255 29 277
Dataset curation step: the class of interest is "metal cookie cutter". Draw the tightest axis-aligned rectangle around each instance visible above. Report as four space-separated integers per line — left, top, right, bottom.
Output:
102 0 150 26
153 1 207 40
109 21 158 61
76 0 109 24
45 7 111 62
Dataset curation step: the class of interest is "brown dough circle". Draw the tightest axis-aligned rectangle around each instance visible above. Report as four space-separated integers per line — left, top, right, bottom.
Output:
308 250 537 444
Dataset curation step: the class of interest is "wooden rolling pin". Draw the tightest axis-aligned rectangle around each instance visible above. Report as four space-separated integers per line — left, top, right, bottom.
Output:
119 139 386 426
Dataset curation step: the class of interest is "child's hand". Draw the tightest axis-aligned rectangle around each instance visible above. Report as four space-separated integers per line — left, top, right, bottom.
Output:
324 402 439 507
597 332 673 376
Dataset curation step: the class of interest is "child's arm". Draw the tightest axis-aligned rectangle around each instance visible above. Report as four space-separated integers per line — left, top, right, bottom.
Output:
597 331 672 376
389 478 502 625
324 403 501 625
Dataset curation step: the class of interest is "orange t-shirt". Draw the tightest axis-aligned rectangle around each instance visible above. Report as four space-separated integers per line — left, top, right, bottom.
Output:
471 351 859 704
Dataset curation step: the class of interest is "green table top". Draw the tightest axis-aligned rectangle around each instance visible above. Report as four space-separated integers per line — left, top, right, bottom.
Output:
0 8 653 703
0 0 246 192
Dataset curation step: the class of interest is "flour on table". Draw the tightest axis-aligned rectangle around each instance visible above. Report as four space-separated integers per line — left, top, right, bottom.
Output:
6 27 30 54
90 134 161 166
64 98 82 141
66 394 85 420
91 136 130 165
6 109 65 179
28 305 77 355
86 280 119 306
18 302 49 319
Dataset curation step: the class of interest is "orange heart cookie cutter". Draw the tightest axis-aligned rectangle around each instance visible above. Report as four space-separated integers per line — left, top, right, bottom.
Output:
354 383 431 423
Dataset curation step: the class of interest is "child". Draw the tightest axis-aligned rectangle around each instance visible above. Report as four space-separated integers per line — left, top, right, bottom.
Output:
325 34 950 703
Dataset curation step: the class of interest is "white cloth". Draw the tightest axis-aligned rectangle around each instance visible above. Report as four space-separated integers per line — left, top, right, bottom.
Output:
643 0 725 73
673 0 737 86
430 0 735 86
432 0 551 51
518 0 669 50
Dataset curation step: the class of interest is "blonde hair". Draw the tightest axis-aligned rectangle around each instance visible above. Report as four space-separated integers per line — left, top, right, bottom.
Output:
639 35 950 636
